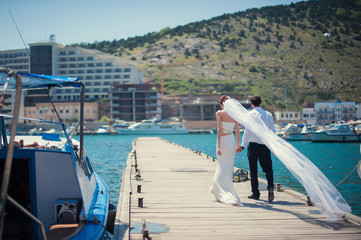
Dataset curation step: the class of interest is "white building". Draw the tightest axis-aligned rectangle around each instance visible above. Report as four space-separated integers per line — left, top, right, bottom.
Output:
274 111 300 124
356 104 361 120
0 37 145 105
302 108 317 125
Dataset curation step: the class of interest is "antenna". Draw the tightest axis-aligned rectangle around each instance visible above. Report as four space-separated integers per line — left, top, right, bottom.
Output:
9 10 39 74
285 84 288 110
9 10 63 124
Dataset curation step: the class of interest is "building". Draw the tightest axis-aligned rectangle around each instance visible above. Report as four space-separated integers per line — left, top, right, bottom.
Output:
274 111 301 124
24 102 98 122
0 36 145 111
110 83 161 121
356 104 361 120
173 95 250 121
315 100 356 125
301 108 317 125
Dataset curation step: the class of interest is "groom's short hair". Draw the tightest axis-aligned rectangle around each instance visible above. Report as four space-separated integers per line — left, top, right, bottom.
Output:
251 96 261 107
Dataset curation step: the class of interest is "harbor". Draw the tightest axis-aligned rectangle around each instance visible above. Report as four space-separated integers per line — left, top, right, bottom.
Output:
113 137 361 240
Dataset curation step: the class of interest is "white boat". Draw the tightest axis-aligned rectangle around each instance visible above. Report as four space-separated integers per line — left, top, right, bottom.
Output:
283 124 312 141
116 118 189 135
311 123 361 142
97 125 116 135
0 68 111 239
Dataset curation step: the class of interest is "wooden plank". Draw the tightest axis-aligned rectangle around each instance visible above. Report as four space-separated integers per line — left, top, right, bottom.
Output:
115 137 361 240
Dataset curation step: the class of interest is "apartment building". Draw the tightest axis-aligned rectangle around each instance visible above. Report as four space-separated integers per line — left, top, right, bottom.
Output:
315 100 356 125
110 83 161 121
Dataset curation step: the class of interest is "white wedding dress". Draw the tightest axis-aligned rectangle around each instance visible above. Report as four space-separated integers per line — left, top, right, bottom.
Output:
210 122 242 206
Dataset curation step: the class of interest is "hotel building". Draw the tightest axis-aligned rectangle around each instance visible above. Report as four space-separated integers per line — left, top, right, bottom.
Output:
0 37 145 116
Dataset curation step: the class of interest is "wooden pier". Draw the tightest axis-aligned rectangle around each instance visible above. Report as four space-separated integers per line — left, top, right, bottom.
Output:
114 137 361 240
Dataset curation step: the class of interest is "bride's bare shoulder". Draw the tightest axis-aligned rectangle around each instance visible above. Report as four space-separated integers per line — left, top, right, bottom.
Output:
216 110 225 115
216 110 227 120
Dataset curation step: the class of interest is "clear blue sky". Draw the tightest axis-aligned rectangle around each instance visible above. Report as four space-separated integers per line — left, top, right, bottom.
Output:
0 0 303 51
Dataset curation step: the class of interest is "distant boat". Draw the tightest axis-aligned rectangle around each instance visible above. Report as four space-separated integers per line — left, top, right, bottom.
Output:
113 120 133 131
283 123 313 141
311 123 361 142
97 125 117 135
0 68 110 239
116 118 189 135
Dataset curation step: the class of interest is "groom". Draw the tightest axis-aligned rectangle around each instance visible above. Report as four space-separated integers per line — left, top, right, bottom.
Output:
237 96 276 202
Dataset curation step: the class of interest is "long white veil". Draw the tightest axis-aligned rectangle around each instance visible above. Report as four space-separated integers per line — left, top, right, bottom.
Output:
224 98 351 220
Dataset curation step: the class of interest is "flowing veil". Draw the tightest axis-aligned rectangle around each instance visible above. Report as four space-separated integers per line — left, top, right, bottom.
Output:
224 98 351 220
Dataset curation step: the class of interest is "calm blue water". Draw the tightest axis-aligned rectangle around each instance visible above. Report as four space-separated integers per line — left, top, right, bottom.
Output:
81 134 361 218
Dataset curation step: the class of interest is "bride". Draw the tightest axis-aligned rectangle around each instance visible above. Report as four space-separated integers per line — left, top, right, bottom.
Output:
210 95 242 206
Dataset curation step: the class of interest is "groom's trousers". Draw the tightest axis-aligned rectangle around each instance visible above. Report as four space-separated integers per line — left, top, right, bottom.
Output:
247 142 274 196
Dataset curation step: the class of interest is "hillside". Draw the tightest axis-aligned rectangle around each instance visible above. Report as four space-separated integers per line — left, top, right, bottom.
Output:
74 0 361 110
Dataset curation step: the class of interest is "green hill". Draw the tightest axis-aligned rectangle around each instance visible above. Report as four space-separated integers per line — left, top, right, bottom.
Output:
74 0 361 110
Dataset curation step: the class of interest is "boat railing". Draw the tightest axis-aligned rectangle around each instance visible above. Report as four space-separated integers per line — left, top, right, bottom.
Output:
0 114 74 150
7 195 47 240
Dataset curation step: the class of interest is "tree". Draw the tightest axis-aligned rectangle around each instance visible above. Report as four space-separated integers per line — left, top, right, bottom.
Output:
100 116 110 122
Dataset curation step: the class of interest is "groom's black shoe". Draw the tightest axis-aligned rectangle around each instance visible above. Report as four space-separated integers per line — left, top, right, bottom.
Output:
248 194 260 200
268 188 274 203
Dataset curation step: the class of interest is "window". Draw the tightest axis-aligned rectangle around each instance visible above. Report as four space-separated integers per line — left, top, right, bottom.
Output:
66 109 70 113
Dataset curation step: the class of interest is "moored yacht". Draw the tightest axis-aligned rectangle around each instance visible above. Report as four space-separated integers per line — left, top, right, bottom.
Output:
311 123 361 142
116 118 189 135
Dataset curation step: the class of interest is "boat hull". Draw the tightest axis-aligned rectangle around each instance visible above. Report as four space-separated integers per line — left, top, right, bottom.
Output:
311 132 361 142
284 133 311 141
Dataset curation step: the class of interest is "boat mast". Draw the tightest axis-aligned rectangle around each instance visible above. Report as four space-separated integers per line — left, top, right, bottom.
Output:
80 83 85 161
0 68 22 238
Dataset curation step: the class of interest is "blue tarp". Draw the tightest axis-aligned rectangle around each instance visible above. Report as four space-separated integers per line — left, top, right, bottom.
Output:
0 72 81 89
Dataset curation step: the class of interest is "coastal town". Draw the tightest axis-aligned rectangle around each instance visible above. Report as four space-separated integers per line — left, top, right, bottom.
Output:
1 38 360 135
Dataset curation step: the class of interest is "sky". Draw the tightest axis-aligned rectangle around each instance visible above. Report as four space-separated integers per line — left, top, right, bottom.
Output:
0 0 304 51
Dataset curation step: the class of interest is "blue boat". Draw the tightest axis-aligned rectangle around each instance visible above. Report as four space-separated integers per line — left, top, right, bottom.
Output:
0 68 110 239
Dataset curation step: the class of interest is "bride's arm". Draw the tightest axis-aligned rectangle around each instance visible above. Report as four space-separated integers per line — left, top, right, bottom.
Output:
216 111 222 156
235 122 240 150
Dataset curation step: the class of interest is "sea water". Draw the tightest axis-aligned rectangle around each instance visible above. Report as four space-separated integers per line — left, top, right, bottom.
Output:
81 134 361 218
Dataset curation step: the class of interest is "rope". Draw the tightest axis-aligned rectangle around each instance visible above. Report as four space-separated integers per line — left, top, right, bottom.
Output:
91 161 123 172
335 163 358 187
